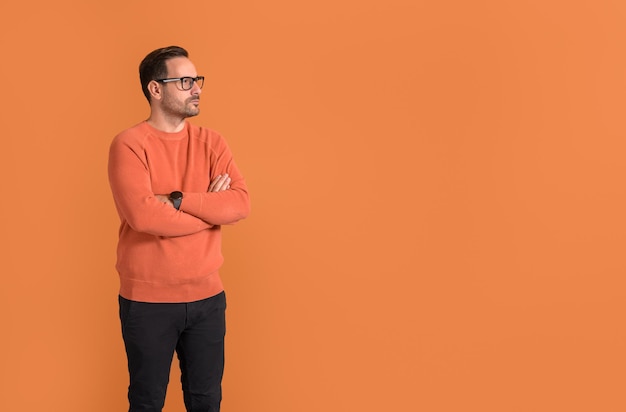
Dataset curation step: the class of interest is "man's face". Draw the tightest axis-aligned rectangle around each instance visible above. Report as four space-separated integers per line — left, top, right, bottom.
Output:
160 57 202 118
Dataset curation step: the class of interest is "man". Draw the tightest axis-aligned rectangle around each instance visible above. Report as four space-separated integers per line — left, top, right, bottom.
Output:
108 46 250 412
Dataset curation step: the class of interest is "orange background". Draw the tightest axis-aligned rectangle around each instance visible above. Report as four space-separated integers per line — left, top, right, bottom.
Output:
1 1 625 411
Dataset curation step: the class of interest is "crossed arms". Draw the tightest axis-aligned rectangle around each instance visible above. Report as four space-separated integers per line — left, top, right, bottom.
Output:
108 136 250 238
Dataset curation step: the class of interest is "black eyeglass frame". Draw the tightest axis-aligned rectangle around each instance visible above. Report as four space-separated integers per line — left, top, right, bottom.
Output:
155 76 205 90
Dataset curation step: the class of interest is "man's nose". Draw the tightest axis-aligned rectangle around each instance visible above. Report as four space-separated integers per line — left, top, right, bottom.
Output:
191 81 202 94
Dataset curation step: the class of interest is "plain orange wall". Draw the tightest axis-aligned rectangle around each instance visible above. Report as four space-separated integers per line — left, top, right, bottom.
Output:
1 0 626 411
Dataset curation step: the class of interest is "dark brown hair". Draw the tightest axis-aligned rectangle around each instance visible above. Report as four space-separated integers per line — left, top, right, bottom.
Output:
139 46 189 102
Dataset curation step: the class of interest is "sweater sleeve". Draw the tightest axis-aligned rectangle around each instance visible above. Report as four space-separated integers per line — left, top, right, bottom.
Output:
179 138 251 225
108 136 212 237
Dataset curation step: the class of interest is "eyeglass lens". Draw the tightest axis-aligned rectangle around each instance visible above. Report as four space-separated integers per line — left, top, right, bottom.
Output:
181 77 204 90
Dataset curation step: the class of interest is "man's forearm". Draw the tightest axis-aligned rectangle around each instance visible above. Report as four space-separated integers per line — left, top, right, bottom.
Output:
114 194 213 237
179 188 251 225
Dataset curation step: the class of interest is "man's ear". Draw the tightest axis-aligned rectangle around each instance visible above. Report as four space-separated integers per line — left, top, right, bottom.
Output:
147 80 163 101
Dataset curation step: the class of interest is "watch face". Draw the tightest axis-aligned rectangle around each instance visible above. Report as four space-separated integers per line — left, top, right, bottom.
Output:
170 191 183 200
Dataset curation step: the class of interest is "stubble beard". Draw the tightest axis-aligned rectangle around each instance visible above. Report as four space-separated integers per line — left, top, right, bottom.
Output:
162 93 200 119
183 96 200 117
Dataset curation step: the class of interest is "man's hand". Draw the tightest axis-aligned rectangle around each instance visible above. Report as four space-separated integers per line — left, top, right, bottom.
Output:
155 194 174 207
209 174 231 192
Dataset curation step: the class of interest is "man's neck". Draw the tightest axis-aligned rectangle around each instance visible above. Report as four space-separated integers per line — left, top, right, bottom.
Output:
146 112 186 133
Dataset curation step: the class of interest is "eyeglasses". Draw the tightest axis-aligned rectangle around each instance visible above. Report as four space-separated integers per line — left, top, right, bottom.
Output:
155 76 205 90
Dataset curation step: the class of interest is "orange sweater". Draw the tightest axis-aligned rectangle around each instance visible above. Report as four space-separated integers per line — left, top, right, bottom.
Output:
108 121 250 303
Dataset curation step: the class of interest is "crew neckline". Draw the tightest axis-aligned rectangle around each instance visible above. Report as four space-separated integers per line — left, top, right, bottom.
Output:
143 121 189 140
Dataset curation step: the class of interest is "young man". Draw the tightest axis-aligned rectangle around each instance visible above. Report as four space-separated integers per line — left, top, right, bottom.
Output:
108 46 250 412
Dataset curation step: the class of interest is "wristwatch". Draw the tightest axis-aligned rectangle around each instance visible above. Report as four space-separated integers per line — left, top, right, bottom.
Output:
169 191 183 210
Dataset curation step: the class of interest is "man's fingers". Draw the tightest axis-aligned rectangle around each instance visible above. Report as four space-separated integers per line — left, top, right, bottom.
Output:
209 175 222 191
209 174 231 192
215 176 231 192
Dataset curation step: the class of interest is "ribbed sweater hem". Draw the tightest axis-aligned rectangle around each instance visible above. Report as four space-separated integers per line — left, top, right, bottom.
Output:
118 270 224 303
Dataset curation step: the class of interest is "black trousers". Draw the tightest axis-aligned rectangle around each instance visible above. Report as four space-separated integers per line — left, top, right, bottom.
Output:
119 292 226 412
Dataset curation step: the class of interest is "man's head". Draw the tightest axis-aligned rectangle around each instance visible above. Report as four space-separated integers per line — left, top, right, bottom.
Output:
139 46 204 119
139 46 188 102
